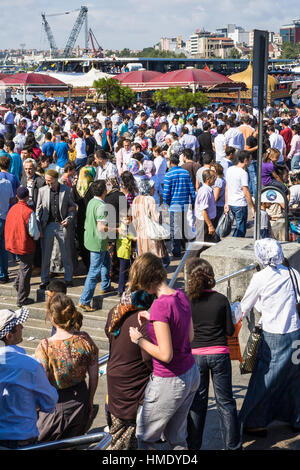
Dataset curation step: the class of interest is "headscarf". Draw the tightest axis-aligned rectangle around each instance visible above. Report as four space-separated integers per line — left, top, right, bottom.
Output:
137 178 155 196
76 165 96 198
106 177 120 193
143 160 156 178
108 288 154 336
254 238 284 268
127 158 140 176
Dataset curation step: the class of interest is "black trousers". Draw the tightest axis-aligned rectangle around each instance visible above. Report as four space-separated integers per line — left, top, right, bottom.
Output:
13 252 34 304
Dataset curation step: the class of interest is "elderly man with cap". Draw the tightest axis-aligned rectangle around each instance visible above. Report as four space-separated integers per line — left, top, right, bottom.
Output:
0 308 58 449
5 186 40 307
36 169 77 290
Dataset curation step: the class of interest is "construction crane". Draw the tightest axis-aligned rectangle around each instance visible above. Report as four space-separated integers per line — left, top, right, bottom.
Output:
41 6 88 58
88 28 104 58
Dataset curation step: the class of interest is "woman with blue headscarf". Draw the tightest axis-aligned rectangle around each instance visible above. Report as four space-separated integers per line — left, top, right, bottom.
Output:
239 238 300 437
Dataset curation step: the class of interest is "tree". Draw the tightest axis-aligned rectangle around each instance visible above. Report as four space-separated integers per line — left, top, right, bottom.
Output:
280 41 300 60
93 77 137 109
152 87 210 110
228 47 242 59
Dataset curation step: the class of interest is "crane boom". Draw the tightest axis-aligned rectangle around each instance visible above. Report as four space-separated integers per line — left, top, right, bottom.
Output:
41 13 58 57
63 6 88 57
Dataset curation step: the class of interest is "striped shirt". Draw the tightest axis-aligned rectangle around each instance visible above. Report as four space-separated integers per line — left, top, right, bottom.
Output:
163 166 195 212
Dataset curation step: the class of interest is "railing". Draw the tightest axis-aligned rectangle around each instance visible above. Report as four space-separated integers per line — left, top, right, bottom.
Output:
168 241 217 288
168 240 259 302
18 432 112 451
215 263 259 302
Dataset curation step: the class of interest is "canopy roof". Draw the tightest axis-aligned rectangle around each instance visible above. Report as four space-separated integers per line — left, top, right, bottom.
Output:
45 68 113 87
0 72 69 90
113 70 163 90
229 64 278 92
146 67 234 89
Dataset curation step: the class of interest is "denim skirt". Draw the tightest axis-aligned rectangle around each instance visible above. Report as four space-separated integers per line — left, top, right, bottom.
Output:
239 328 300 429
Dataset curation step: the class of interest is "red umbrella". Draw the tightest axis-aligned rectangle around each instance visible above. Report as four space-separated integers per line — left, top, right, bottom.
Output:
113 70 163 90
146 67 233 89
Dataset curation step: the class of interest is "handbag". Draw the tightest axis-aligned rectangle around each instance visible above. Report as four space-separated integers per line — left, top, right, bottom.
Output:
239 318 262 375
145 208 170 241
288 266 300 319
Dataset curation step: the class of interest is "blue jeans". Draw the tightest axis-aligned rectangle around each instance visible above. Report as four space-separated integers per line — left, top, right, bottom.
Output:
248 160 257 198
229 205 248 238
187 354 241 450
0 218 8 279
79 250 111 306
75 157 87 173
291 154 300 171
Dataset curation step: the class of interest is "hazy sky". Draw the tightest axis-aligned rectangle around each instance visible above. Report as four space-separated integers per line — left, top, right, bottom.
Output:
1 0 299 51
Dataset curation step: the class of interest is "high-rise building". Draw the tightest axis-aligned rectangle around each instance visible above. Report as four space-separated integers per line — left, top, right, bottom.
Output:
280 19 300 44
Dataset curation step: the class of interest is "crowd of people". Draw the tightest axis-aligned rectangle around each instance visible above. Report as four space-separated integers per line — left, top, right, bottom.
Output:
0 96 300 450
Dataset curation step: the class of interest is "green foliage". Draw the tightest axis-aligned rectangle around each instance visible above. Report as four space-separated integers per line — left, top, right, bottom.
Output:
106 46 187 59
93 77 137 108
152 87 210 110
280 42 300 59
228 47 242 59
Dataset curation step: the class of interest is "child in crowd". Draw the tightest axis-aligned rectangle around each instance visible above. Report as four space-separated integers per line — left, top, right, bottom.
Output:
46 279 67 336
116 211 136 296
260 202 272 239
261 148 284 188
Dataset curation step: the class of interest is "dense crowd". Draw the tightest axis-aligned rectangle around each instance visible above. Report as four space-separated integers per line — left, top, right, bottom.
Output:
0 97 300 450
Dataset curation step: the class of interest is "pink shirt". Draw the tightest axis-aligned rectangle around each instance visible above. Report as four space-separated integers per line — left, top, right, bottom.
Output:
288 134 300 159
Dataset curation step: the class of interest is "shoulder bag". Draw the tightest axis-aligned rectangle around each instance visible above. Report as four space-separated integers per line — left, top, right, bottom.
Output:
288 266 300 319
239 317 262 375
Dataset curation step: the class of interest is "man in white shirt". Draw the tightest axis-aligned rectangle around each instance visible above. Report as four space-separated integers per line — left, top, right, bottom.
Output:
94 149 118 181
179 127 199 160
225 150 255 237
267 125 286 163
169 116 182 137
224 120 245 150
195 169 217 242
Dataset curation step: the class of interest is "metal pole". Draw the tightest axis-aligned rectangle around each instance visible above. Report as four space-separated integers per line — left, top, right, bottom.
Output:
255 108 264 240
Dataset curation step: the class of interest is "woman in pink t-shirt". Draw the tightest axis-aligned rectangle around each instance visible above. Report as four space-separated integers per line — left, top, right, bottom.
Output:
129 253 200 450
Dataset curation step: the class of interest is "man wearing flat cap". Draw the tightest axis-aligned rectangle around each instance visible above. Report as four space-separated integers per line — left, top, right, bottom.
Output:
0 308 58 449
36 169 77 290
5 186 40 307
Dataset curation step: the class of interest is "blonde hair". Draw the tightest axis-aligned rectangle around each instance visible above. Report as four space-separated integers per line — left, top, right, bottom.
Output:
48 293 82 331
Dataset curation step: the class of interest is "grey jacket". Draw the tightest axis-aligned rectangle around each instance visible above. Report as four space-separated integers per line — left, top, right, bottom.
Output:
36 183 77 230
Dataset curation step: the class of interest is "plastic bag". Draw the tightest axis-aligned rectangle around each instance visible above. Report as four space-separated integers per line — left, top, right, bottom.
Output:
145 210 170 241
215 210 234 238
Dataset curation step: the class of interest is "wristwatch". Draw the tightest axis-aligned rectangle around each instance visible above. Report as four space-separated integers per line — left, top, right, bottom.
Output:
135 336 143 345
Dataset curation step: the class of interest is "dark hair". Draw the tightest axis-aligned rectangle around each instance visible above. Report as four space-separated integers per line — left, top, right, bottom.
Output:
203 152 214 165
236 150 251 164
186 258 216 302
47 279 67 294
64 161 76 173
170 153 179 166
182 148 194 160
121 170 138 195
132 142 142 151
45 132 52 140
133 152 144 162
225 146 235 157
95 149 108 160
92 179 106 197
5 140 14 152
203 122 211 131
0 156 11 170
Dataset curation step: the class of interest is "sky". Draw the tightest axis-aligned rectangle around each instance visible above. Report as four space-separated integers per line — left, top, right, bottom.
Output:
0 0 299 51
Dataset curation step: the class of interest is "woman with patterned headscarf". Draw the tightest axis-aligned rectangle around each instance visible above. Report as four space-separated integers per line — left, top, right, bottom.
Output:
239 238 300 437
104 288 154 450
131 179 169 267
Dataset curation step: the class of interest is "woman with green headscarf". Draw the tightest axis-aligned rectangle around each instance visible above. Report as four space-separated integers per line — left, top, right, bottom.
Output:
72 163 97 271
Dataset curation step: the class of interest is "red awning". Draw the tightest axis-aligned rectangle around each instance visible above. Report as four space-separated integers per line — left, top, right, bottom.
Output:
146 67 234 89
113 70 163 90
0 73 69 89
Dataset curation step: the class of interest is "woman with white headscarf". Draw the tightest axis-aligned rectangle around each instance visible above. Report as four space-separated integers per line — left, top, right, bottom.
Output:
239 238 300 437
131 179 169 267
